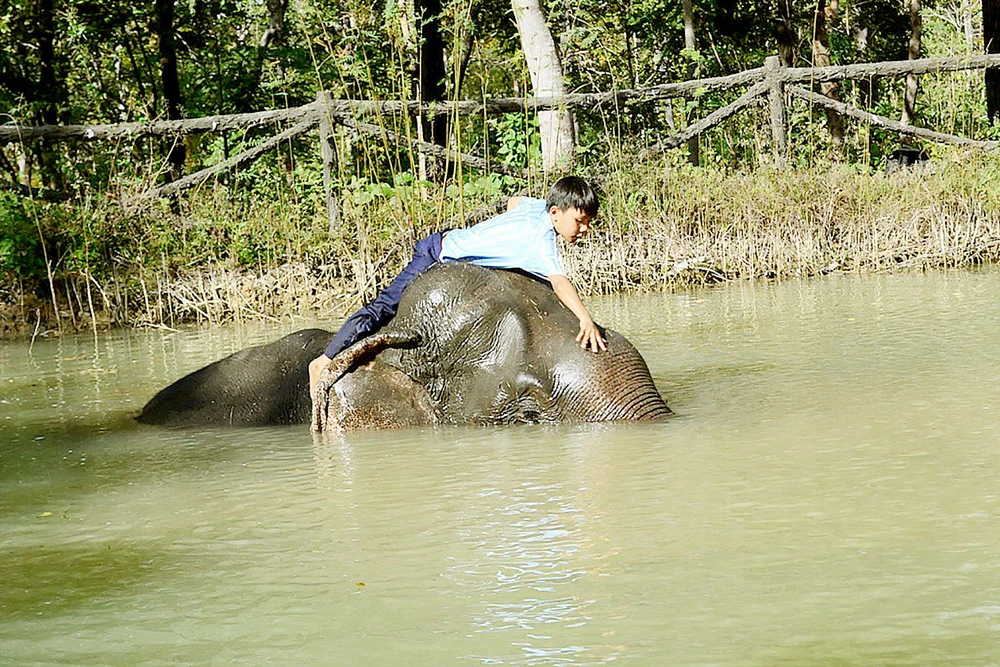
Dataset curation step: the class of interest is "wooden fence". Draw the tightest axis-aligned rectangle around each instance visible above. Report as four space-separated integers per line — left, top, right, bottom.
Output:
2 53 999 229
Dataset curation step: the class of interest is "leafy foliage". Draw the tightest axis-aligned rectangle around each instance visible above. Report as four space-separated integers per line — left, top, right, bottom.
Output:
1 0 998 332
0 192 42 278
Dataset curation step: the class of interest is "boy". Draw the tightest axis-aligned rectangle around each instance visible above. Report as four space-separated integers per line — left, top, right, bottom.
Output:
308 175 605 395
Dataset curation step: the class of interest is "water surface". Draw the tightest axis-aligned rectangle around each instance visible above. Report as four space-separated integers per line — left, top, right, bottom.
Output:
2 268 999 665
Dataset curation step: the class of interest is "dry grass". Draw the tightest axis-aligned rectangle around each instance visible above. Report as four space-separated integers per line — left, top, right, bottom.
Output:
568 151 1000 292
5 150 1000 339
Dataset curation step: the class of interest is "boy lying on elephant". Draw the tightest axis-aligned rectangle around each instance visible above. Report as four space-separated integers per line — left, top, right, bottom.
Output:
308 175 604 396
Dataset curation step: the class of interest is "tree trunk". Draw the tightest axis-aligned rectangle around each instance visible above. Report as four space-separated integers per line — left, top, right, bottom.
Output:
453 1 481 106
901 0 922 125
986 0 1000 124
812 0 845 147
154 0 186 182
511 0 575 174
416 0 449 177
682 0 699 165
776 0 796 67
34 0 63 189
853 24 876 109
260 0 287 48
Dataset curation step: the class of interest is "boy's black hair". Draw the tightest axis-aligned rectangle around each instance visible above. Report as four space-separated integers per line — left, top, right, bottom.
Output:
546 176 598 218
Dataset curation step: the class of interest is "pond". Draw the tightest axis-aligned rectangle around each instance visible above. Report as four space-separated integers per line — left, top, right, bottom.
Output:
2 268 999 665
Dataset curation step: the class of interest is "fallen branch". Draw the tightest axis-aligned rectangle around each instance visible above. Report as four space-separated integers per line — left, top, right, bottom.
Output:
145 116 318 199
658 80 770 150
787 85 1000 149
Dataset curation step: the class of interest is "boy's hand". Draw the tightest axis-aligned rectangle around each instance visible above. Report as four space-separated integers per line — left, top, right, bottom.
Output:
576 318 607 352
549 275 607 353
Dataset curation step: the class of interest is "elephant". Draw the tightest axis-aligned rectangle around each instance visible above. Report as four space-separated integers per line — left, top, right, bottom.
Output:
138 262 671 429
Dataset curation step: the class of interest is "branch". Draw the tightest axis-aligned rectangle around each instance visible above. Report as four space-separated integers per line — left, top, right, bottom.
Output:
0 105 318 144
1 69 769 145
786 85 999 149
338 116 528 179
145 116 318 199
781 53 1000 84
658 80 770 150
6 53 1000 146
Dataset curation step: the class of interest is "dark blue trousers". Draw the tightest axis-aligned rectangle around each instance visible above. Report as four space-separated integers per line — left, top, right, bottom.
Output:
323 231 445 359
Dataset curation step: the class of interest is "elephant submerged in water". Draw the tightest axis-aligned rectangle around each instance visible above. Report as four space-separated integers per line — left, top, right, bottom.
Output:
138 262 671 429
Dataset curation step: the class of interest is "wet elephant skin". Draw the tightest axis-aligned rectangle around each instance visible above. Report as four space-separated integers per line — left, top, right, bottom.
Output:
139 263 671 428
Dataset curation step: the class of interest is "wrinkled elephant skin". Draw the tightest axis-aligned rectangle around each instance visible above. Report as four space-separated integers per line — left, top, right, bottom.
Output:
138 328 329 426
139 263 671 428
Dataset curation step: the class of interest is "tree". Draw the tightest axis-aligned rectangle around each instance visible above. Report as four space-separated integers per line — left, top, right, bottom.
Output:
776 0 796 66
812 0 845 147
511 0 574 173
28 0 66 190
682 0 699 165
986 0 1000 123
154 0 186 182
901 0 922 125
260 0 287 48
415 0 449 178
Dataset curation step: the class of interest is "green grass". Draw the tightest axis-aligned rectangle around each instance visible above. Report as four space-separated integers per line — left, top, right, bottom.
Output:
3 147 1000 338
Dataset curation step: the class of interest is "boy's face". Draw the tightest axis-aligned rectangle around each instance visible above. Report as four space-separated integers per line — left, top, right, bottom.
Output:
549 206 593 244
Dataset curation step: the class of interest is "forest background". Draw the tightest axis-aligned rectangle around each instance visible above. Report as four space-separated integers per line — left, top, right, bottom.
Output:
2 0 1000 337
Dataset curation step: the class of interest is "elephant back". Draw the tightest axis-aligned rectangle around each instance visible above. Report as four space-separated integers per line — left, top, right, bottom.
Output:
138 328 331 426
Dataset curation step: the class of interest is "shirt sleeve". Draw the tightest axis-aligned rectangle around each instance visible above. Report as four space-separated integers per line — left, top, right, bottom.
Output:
536 230 565 277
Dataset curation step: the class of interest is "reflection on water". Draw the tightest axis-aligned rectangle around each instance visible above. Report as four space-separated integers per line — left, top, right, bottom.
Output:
2 268 1000 665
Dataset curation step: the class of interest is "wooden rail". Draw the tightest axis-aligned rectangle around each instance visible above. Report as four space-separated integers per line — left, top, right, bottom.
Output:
3 52 1000 225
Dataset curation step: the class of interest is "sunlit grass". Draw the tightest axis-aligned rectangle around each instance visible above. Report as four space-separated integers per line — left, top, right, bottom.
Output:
4 146 999 338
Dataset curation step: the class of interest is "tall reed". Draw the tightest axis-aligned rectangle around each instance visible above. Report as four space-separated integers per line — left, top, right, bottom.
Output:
2 149 1000 339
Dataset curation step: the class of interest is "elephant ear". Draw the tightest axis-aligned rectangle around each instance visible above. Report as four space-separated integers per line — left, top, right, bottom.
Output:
311 329 421 432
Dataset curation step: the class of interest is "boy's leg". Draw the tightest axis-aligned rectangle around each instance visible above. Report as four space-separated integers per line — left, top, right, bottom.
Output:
322 231 445 359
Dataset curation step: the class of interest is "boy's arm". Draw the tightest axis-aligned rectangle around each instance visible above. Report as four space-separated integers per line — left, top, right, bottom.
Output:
549 274 607 352
506 196 522 212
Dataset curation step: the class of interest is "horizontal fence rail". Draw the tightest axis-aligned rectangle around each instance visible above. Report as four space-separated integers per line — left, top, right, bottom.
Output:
0 105 316 144
2 53 1000 223
5 54 999 145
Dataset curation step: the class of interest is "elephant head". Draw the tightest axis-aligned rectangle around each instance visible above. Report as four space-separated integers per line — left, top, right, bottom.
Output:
139 263 670 429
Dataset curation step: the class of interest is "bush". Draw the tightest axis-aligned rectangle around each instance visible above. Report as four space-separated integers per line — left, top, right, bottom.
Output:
0 192 45 280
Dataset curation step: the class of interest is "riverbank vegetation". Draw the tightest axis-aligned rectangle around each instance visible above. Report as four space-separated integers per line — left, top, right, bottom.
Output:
2 0 1000 338
3 149 1000 338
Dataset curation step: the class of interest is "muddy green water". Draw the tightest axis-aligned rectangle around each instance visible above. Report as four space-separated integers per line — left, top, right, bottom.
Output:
2 269 1000 665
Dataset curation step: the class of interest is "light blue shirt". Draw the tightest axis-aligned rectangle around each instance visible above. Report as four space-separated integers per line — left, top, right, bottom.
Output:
439 197 564 279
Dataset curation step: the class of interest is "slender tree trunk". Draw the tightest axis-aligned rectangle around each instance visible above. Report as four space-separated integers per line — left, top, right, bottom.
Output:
682 0 699 165
453 1 480 104
901 0 922 125
36 0 57 128
985 0 1000 124
852 21 880 111
852 22 877 162
154 0 186 182
776 0 796 67
415 0 449 178
259 0 287 48
258 0 289 174
812 0 845 147
35 0 63 189
511 0 575 174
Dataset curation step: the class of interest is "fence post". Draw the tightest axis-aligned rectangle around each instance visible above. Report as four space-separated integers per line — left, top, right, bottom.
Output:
316 91 342 232
764 56 788 167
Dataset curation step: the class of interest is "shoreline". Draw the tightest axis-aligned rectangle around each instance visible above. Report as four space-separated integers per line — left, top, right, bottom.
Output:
4 159 1000 341
4 243 997 343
